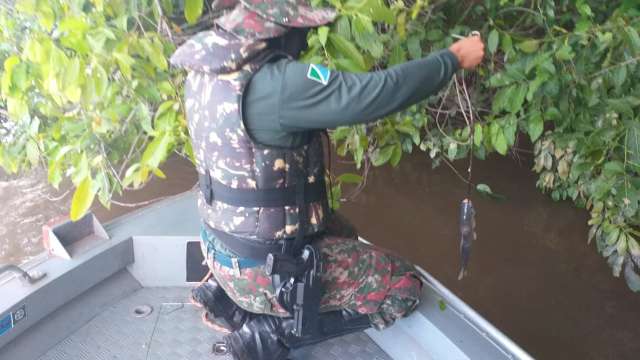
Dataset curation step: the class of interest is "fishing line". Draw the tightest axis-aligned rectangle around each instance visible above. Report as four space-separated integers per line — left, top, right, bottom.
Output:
455 31 481 280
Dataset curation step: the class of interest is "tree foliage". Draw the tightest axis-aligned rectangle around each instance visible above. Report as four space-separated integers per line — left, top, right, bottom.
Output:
304 0 640 291
1 0 640 291
0 0 189 220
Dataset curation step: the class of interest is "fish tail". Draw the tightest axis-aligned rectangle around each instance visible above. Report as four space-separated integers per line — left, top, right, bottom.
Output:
457 267 466 280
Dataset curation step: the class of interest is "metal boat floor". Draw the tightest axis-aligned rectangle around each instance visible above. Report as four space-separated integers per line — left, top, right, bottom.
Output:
38 287 391 360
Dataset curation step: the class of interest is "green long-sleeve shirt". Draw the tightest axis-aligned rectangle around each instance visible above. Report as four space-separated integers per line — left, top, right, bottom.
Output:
244 49 460 148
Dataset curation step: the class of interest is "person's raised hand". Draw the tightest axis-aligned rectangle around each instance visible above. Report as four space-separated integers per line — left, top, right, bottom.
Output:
449 35 485 70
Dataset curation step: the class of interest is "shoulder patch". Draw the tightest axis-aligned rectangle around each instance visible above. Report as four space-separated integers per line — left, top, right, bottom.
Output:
307 64 331 85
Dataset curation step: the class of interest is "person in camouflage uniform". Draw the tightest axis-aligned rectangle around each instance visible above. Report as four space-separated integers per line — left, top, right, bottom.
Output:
171 0 484 359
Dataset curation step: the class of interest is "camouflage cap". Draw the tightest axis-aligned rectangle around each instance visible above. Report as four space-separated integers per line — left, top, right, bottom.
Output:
215 5 288 40
241 0 337 28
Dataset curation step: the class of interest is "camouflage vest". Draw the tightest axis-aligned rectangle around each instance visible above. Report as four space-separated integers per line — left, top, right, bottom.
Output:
171 29 328 257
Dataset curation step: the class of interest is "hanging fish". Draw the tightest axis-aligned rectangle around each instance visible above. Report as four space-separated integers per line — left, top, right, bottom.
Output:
458 198 476 280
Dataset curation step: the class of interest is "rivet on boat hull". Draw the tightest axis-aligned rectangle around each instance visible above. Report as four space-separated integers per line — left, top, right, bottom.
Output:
132 304 153 318
213 341 229 356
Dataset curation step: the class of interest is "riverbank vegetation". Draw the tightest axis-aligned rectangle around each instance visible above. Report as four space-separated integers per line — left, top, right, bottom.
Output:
1 0 640 291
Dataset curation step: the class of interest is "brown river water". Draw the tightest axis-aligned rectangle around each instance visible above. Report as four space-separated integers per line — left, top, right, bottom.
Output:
1 153 639 360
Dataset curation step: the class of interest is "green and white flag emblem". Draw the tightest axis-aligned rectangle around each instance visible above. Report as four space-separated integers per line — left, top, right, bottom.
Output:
307 64 331 85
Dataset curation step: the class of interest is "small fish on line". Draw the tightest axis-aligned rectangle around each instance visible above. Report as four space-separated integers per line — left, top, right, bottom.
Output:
458 198 477 280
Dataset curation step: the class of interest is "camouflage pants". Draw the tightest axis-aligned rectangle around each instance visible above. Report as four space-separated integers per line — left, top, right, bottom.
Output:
202 215 423 330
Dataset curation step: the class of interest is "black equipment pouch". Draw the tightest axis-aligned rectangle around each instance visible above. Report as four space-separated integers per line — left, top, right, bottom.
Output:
266 245 323 337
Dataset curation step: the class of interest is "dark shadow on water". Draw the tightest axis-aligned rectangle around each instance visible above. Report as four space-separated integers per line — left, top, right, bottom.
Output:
338 151 640 360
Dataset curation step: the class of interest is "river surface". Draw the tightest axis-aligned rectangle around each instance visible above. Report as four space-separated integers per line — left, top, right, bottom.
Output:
1 153 639 360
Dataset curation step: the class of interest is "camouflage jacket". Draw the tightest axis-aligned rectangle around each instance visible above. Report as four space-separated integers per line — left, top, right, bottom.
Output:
170 29 328 246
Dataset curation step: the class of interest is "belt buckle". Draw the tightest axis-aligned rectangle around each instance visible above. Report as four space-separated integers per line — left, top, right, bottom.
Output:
231 257 241 276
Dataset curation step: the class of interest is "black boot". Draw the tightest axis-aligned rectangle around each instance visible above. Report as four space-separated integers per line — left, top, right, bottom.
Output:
282 309 371 349
223 309 371 359
224 315 290 360
190 280 253 332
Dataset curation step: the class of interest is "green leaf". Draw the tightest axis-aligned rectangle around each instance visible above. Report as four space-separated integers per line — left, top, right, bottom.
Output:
141 132 173 169
334 16 352 40
488 30 499 54
318 26 329 47
152 167 167 179
407 36 422 60
476 183 493 196
603 161 625 176
91 63 109 100
1 55 20 95
624 260 640 292
72 153 90 185
63 57 83 103
447 142 458 160
528 112 544 142
160 0 174 16
371 145 394 166
33 1 55 31
396 123 420 144
137 103 155 135
501 33 513 54
95 170 111 208
488 72 516 88
438 299 447 311
350 0 395 24
626 122 640 166
628 237 640 257
576 0 593 17
26 141 39 167
491 86 513 113
612 65 627 88
337 173 363 184
509 84 528 113
474 123 483 147
140 36 168 71
606 98 637 118
113 52 134 79
396 11 406 40
555 44 574 61
70 176 96 221
329 33 366 71
625 27 640 54
48 160 63 189
334 58 365 72
476 183 506 200
184 0 204 24
503 115 517 146
494 129 508 155
388 43 407 66
518 39 540 54
390 143 402 166
606 228 621 246
352 17 383 58
617 233 628 255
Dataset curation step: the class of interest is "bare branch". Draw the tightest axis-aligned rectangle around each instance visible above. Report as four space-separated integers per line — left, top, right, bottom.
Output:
45 189 71 202
111 196 171 208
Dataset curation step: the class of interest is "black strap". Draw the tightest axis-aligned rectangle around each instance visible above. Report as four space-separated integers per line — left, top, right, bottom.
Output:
204 224 323 262
199 174 326 208
204 224 293 261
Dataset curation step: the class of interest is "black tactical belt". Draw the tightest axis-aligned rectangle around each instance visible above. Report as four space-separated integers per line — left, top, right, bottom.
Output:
199 174 326 208
203 223 320 262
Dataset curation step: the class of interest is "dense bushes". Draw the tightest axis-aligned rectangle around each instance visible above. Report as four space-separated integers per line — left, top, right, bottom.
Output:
1 0 640 290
